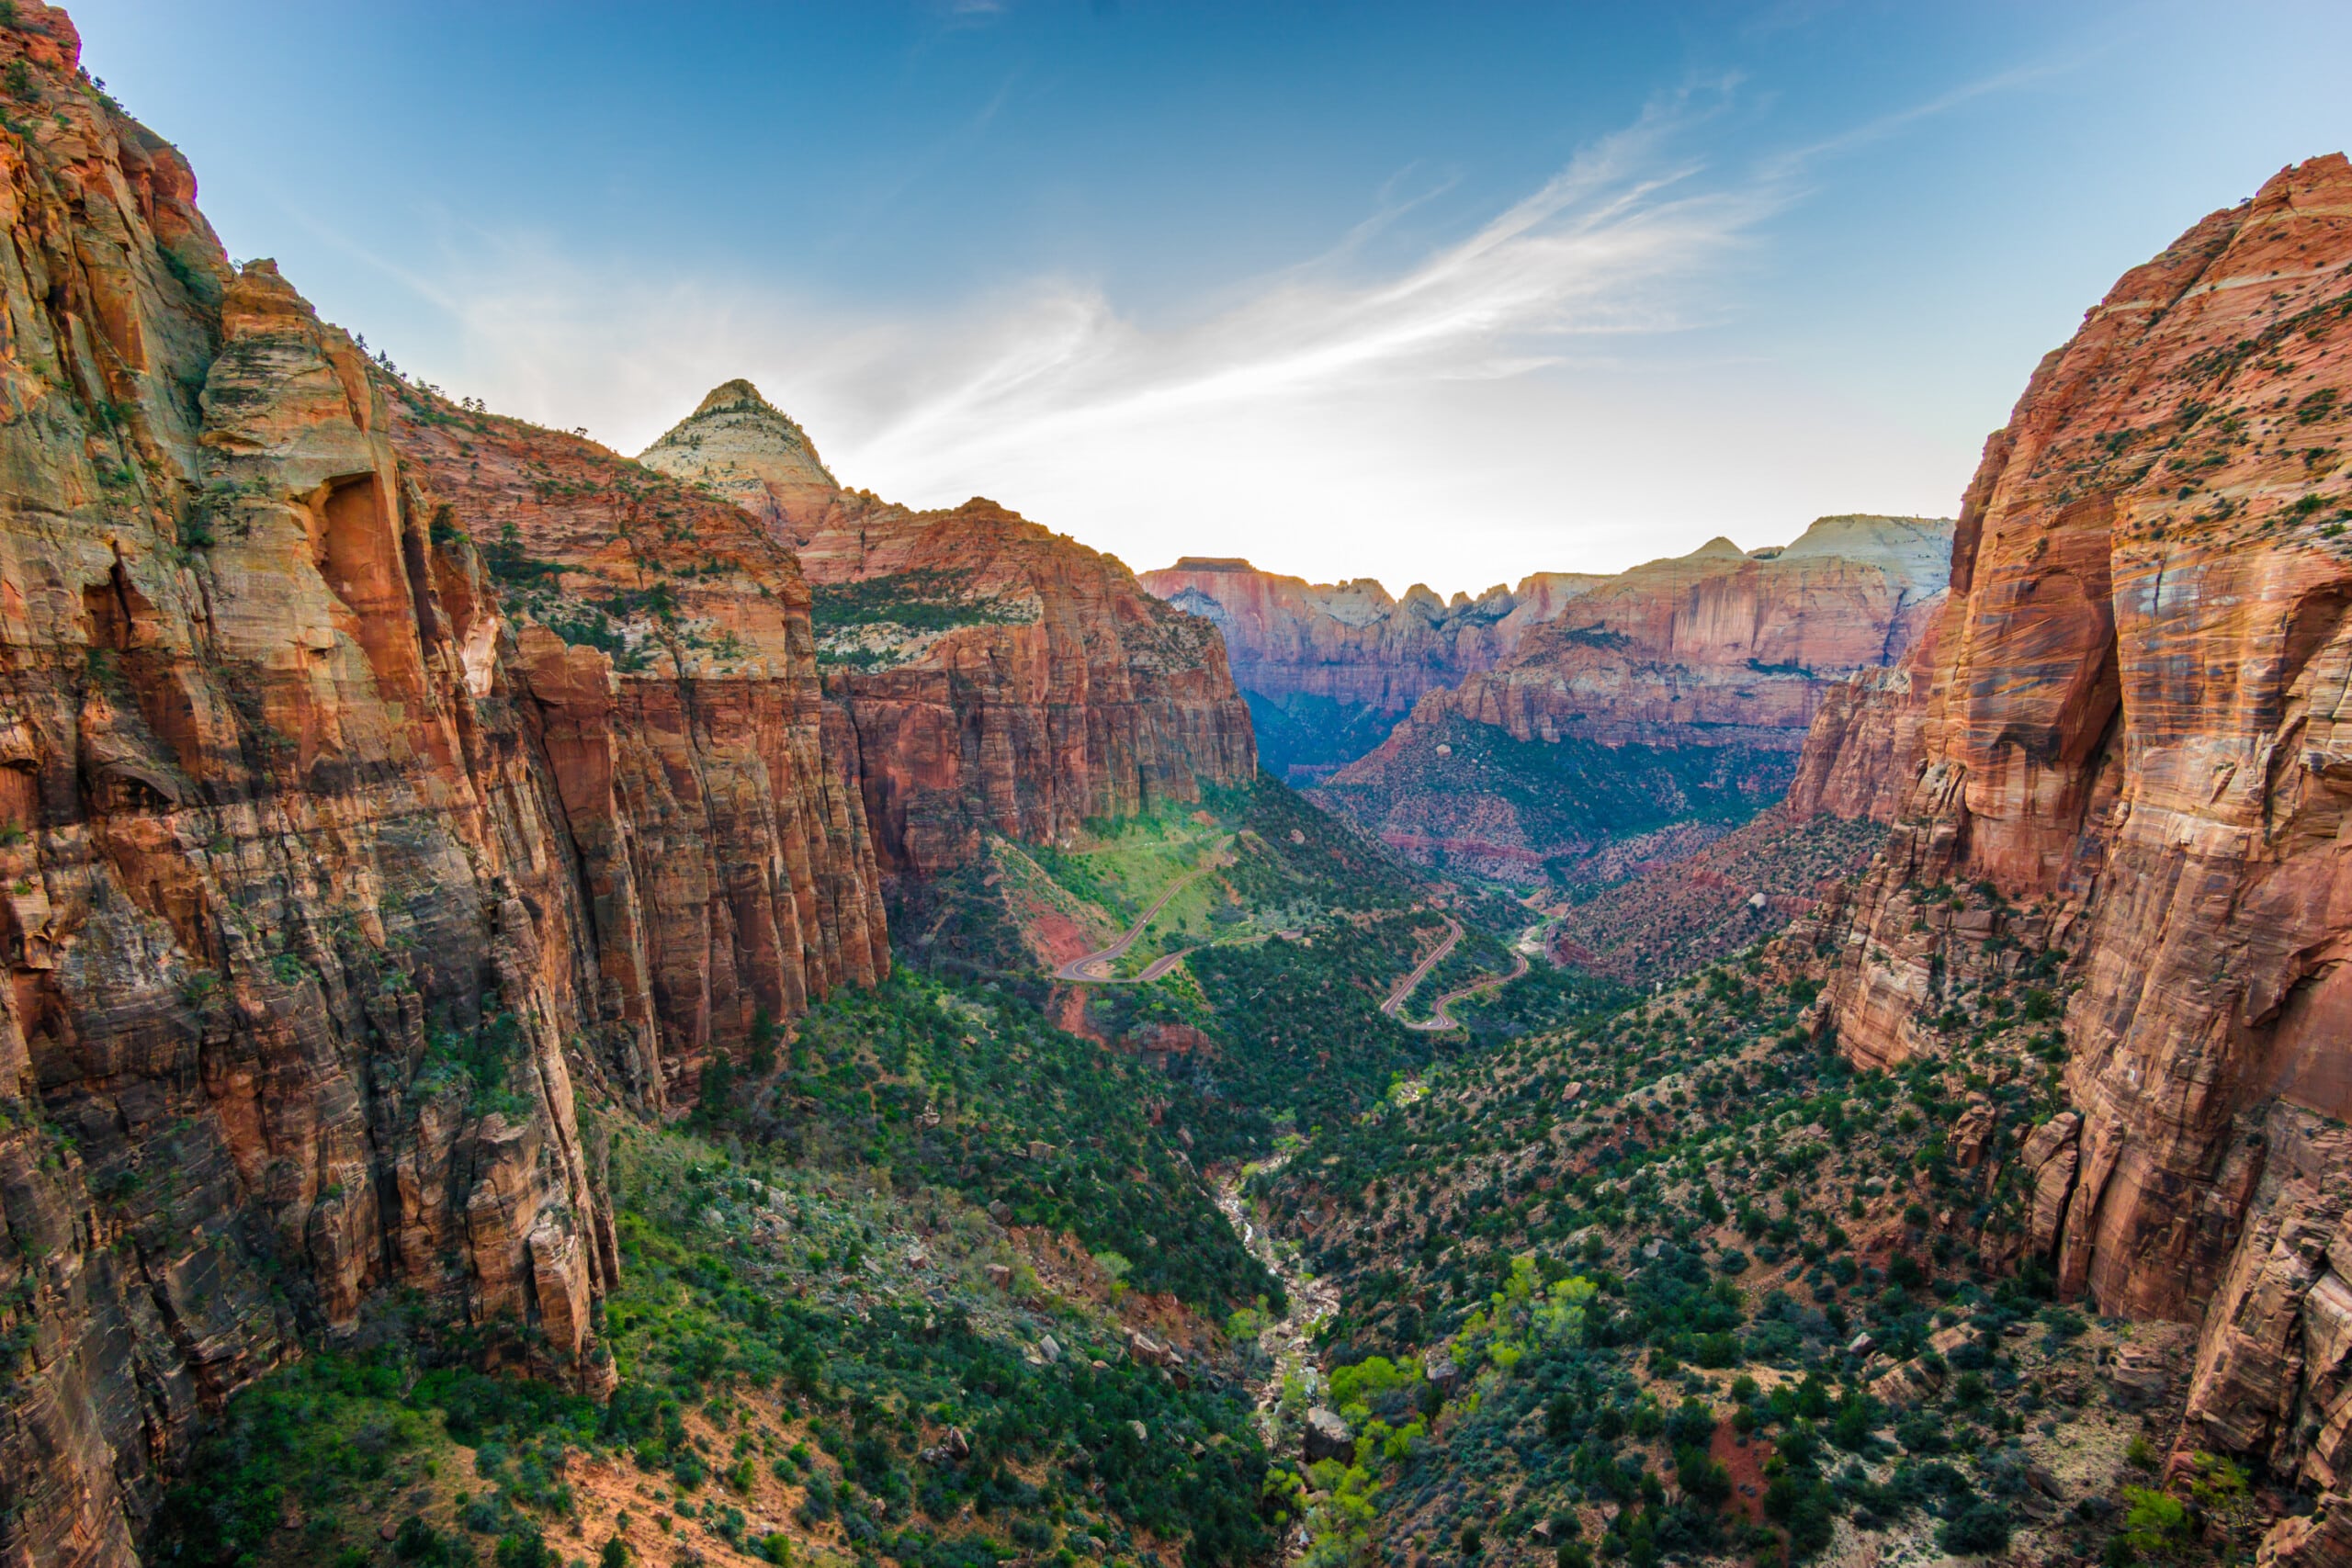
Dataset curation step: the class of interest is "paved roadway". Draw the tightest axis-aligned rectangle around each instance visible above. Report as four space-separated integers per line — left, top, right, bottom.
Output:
1052 844 1226 983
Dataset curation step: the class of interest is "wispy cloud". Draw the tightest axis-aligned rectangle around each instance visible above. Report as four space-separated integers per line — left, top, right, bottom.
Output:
349 71 2028 589
426 89 1777 471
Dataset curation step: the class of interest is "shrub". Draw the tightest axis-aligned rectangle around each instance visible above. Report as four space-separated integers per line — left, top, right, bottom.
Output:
1939 1499 2012 1557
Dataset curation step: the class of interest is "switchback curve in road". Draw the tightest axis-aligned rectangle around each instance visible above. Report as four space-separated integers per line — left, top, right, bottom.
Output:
1378 916 1463 1021
1052 839 1228 984
1383 912 1550 1032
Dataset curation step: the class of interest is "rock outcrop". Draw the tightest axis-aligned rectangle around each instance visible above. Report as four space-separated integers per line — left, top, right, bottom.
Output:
0 12 888 1562
1781 610 1944 824
1805 153 2352 1547
383 379 890 1086
1309 516 1950 877
639 385 1258 876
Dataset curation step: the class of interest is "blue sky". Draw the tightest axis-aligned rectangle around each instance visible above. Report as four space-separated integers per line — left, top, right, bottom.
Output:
69 0 2352 592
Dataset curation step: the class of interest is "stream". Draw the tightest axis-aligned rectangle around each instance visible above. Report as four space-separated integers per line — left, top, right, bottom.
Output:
1213 1155 1341 1556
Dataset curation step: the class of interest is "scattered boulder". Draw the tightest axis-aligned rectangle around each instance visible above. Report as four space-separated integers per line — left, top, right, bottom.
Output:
1951 1096 1996 1168
2104 1343 2173 1410
1304 1406 1354 1463
988 1200 1013 1225
984 1264 1012 1289
1423 1348 1460 1394
1869 1358 1945 1405
1038 1334 1063 1365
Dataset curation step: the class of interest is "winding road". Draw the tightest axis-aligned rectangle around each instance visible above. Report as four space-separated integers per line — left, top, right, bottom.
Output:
1052 841 1227 983
1380 913 1547 1031
1378 916 1464 1021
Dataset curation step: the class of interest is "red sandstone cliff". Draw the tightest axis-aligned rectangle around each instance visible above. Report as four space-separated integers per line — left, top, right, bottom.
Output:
0 13 888 1562
1807 154 2352 1549
1310 516 1950 875
639 385 1258 876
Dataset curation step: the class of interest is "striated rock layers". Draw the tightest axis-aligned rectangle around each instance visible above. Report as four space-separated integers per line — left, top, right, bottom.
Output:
1133 559 1607 785
1806 154 2352 1540
0 10 889 1562
1311 515 1951 876
639 384 1257 877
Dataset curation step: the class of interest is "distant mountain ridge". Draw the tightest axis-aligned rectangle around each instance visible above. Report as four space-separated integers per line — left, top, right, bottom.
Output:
1144 516 1951 880
1137 557 1609 783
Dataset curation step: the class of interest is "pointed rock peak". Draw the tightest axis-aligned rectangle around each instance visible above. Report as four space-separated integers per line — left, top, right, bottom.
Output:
638 377 842 518
695 378 778 417
1689 536 1746 559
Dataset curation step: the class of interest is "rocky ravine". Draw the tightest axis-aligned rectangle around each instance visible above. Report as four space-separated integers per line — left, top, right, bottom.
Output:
640 384 1258 877
1308 514 1951 879
1804 152 2352 1562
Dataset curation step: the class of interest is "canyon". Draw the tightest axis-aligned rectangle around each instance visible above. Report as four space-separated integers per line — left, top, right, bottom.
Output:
5 0 2352 1563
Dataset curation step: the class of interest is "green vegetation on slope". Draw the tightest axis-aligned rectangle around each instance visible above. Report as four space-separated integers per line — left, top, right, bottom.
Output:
1311 715 1795 886
703 970 1281 1314
1240 690 1408 787
1250 895 2222 1568
153 1110 1277 1568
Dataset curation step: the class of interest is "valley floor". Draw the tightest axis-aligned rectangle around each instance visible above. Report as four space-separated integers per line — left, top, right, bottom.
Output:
149 783 2241 1568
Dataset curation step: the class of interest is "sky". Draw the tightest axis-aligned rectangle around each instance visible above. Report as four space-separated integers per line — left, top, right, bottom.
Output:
66 0 2352 595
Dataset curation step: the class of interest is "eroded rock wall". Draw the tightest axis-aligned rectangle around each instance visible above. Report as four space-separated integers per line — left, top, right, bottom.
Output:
1385 516 1951 755
1134 558 1583 714
1809 154 2352 1537
1307 517 1950 873
0 11 887 1562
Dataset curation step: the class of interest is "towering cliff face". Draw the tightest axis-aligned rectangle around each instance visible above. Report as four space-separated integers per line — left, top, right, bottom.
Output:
1310 515 1950 878
0 12 888 1562
639 386 1257 876
1133 559 1601 783
383 381 889 1082
1810 154 2352 1529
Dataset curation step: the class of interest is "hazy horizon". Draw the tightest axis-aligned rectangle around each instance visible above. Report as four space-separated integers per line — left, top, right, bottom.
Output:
70 0 2352 596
